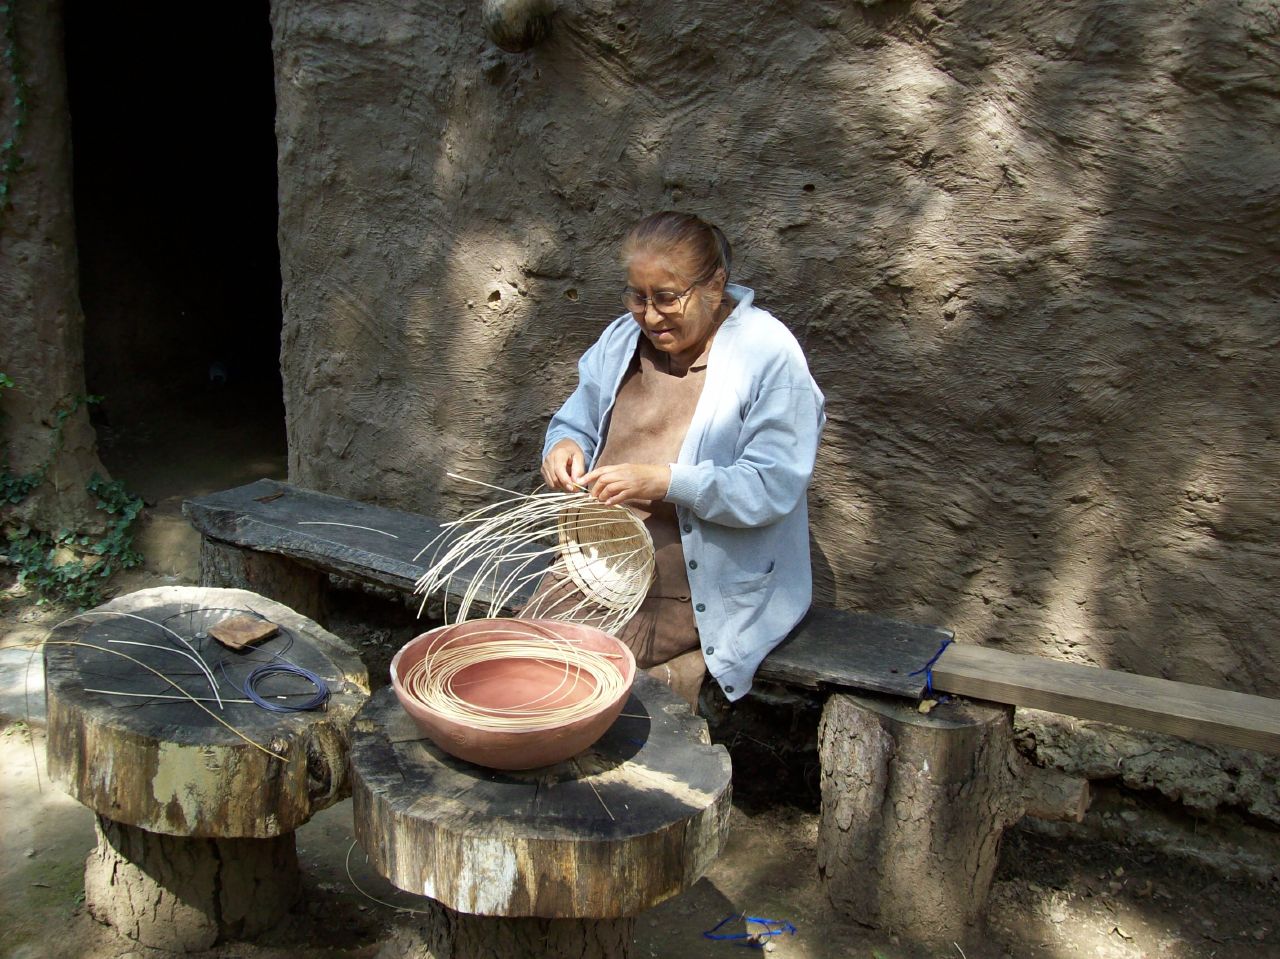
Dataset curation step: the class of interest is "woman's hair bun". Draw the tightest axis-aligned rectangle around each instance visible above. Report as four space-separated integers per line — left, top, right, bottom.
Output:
709 224 733 280
623 211 732 284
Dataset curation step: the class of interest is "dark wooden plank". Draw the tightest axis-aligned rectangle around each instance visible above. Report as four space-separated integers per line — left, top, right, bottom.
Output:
186 482 956 699
183 479 546 610
183 479 439 592
933 644 1280 755
757 606 953 699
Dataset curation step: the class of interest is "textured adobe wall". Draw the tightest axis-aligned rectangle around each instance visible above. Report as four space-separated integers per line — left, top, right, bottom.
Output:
271 1 1279 704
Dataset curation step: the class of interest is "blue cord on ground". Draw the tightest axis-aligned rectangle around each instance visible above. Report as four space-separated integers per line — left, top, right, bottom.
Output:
703 913 797 948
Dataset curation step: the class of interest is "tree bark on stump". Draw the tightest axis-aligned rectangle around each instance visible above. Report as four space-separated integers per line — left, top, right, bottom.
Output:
351 679 731 920
377 904 634 959
84 815 301 952
817 693 1021 943
199 538 329 626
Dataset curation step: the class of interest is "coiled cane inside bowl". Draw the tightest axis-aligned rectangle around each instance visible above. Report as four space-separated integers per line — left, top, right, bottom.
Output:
390 617 636 770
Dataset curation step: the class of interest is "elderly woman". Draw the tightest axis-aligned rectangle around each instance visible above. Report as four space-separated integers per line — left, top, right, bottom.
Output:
540 212 825 706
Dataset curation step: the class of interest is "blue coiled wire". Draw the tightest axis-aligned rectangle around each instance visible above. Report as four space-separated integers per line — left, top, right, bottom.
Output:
243 660 331 713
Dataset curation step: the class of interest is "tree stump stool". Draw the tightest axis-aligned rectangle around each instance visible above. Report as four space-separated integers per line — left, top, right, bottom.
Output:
43 586 370 952
817 693 1022 944
350 672 733 959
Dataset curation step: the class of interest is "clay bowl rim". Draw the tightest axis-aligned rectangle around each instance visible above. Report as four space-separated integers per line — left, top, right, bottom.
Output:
390 617 637 736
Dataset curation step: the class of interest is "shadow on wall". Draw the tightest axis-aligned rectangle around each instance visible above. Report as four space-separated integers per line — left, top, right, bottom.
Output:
271 0 1279 695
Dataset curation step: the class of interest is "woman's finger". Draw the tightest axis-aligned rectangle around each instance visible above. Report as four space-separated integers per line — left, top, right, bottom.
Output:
586 468 639 505
542 441 586 492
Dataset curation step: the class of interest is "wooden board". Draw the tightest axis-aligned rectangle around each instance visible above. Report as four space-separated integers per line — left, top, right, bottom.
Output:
758 606 953 699
933 643 1280 755
43 586 371 837
350 674 733 919
184 479 545 612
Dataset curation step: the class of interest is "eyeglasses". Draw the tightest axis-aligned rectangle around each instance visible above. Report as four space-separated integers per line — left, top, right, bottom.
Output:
621 281 699 315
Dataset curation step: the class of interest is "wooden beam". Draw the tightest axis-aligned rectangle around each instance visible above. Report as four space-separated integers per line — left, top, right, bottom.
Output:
933 644 1280 755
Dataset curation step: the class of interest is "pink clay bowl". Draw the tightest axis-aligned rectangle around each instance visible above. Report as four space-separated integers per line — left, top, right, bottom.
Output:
390 618 636 770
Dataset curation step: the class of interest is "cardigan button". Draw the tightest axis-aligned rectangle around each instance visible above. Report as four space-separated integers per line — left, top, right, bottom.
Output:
688 560 698 570
695 603 706 613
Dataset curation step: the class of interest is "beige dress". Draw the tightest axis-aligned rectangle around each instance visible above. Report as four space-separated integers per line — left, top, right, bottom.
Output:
592 336 708 702
531 334 710 706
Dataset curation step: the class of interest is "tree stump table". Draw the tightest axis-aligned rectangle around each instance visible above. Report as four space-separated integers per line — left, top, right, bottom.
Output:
350 672 733 959
43 585 370 952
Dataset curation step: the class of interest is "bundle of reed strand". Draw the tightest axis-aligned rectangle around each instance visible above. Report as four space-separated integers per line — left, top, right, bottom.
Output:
398 619 627 731
413 474 654 636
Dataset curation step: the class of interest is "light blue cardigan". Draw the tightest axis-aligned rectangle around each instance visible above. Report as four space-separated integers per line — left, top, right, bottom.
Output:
543 285 826 700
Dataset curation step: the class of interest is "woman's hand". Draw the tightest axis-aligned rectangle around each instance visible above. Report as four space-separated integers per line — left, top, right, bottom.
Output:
541 439 587 492
582 463 671 507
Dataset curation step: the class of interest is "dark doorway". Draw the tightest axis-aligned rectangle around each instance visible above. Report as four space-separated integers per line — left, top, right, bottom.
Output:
64 1 285 506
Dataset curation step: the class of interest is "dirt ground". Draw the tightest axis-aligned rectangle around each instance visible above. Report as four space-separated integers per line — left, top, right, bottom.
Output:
2 407 1278 959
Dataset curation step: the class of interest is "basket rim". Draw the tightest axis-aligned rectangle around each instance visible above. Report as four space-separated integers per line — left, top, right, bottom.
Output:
554 502 655 610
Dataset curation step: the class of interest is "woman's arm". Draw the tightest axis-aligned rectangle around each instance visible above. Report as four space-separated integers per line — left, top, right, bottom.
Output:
665 380 825 529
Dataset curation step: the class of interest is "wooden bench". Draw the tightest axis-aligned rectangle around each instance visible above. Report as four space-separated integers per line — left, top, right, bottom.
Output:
182 480 954 695
184 479 1280 944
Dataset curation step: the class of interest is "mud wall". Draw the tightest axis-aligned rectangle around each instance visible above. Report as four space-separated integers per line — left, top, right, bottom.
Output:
271 1 1279 701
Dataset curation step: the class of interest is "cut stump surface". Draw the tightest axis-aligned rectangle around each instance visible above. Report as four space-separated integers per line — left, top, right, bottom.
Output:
351 672 732 921
43 585 369 837
42 585 370 949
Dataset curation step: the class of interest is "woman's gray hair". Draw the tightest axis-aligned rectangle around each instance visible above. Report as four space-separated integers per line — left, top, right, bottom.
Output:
622 211 733 285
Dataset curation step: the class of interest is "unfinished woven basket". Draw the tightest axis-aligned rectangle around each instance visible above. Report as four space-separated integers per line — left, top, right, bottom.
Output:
554 498 655 613
414 476 655 636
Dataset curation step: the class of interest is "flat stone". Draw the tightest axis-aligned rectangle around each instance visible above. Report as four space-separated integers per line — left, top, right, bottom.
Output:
0 645 47 725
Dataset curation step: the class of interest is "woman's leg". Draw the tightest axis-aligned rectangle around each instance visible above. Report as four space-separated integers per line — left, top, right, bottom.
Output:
645 647 706 709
